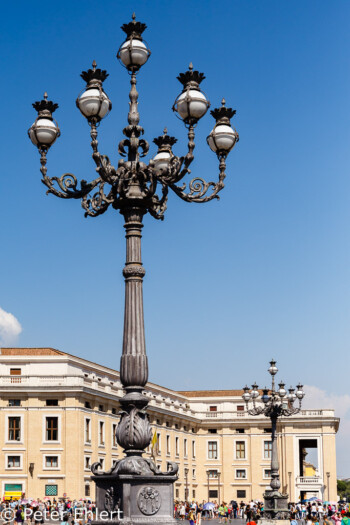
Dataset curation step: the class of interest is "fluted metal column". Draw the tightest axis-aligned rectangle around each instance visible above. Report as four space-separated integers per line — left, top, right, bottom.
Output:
120 207 148 389
115 206 153 457
270 414 281 491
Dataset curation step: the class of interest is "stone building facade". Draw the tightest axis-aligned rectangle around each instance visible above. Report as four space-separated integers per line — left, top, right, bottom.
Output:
0 348 339 502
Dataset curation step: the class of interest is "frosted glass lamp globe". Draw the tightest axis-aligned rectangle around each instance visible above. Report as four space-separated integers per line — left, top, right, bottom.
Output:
153 151 171 175
119 39 149 68
175 90 208 120
77 88 110 119
207 124 238 153
29 118 59 147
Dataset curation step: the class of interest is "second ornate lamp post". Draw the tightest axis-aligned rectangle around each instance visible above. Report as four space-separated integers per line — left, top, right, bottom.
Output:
242 360 305 521
184 468 189 502
28 13 239 525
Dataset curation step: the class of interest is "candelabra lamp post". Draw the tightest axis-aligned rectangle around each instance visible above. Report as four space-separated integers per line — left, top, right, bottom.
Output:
184 468 189 502
28 14 239 525
242 360 305 522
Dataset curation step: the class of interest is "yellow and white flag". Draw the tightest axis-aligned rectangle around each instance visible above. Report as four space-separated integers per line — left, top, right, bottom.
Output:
151 431 158 458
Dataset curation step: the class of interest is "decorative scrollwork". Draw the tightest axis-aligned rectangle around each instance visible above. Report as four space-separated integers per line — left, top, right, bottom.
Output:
41 161 102 200
164 153 227 204
170 175 224 202
139 138 149 158
81 181 114 217
118 138 130 157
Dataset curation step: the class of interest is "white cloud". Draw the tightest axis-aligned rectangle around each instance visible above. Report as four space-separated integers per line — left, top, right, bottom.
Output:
304 385 350 477
0 307 22 346
304 385 350 419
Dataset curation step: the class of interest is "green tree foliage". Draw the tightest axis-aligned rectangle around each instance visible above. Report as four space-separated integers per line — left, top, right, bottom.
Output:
337 479 350 500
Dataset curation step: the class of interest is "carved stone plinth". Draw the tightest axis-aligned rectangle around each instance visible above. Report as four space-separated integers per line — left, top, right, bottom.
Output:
92 472 178 525
263 490 289 520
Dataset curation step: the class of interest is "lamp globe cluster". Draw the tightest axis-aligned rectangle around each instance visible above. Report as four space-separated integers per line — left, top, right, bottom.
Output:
241 358 305 409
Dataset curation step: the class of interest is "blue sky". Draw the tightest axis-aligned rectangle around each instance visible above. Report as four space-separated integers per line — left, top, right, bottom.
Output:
1 1 350 473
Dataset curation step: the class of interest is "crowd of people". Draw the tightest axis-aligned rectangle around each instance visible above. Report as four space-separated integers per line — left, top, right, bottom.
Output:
1 497 350 524
174 500 350 523
0 499 96 524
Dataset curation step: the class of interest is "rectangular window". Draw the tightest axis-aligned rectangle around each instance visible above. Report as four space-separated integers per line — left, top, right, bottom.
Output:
236 441 246 459
236 428 245 434
192 441 196 458
264 469 272 478
10 369 21 383
175 489 179 498
8 417 21 441
112 408 117 415
237 490 246 498
192 468 196 478
209 490 218 498
175 437 179 456
85 457 91 469
208 441 218 459
236 469 246 479
85 401 91 409
264 428 272 433
112 424 117 447
99 458 104 469
208 469 218 478
46 417 58 441
8 400 21 407
237 405 244 412
85 485 90 497
7 456 20 468
209 406 217 412
192 490 196 499
166 435 170 455
99 404 105 412
45 485 58 497
157 433 161 454
208 429 217 434
184 439 188 457
264 441 272 459
99 422 105 445
85 419 91 443
46 400 58 406
45 456 58 468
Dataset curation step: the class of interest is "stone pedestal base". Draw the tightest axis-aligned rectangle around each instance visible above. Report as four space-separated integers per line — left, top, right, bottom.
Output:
92 473 177 525
263 490 289 520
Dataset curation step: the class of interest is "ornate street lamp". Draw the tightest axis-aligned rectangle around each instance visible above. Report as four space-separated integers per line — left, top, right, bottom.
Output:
28 13 239 525
242 360 305 520
184 468 189 502
207 470 210 502
217 470 221 504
